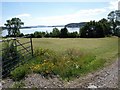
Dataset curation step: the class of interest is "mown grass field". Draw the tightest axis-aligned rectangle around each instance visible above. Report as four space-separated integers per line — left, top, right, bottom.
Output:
11 37 119 81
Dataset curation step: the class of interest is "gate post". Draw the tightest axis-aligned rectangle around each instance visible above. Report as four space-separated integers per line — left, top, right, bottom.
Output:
30 38 33 56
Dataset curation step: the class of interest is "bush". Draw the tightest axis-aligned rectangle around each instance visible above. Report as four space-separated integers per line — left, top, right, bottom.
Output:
10 65 29 81
31 61 55 77
34 48 58 64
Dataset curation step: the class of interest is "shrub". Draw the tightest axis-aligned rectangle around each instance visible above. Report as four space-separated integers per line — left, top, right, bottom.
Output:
34 48 58 64
31 60 55 77
10 65 29 81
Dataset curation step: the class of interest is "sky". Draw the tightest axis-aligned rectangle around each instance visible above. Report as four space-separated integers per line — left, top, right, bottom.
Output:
1 0 119 26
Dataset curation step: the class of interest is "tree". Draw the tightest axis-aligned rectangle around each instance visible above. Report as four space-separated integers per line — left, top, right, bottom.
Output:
114 27 120 37
108 10 120 35
68 31 79 38
19 33 24 37
60 27 68 38
34 31 42 38
11 18 24 37
4 20 12 36
52 28 60 37
4 17 24 37
98 18 111 36
80 20 109 38
34 31 46 38
44 31 50 37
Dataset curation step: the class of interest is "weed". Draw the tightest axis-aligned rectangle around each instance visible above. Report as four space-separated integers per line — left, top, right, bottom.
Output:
10 65 29 81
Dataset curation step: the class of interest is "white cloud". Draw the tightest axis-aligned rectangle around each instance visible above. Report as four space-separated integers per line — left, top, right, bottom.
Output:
118 1 120 10
1 13 31 26
22 8 106 26
6 13 31 20
108 0 119 10
14 13 31 18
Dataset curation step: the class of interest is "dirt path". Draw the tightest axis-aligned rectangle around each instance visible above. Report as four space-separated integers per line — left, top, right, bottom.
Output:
2 59 118 88
65 59 118 88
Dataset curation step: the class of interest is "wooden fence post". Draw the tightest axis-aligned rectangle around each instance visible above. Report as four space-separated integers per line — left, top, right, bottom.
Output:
30 38 33 56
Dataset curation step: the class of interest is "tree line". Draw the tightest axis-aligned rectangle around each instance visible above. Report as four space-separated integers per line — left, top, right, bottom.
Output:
17 27 79 38
4 10 120 38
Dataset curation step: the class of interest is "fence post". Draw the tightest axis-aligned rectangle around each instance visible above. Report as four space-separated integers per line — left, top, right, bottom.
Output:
30 38 33 56
14 38 17 52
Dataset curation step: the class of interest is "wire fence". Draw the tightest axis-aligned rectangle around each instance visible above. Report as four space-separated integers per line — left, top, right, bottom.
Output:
0 38 33 78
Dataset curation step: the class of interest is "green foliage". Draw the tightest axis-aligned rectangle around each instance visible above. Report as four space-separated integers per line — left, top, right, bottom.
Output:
10 37 118 81
34 31 45 38
114 27 120 37
60 27 68 38
10 65 29 81
4 17 24 37
51 28 60 37
11 48 103 81
68 31 79 38
4 20 12 37
34 48 57 64
108 10 120 36
80 19 111 38
2 40 21 77
31 61 55 77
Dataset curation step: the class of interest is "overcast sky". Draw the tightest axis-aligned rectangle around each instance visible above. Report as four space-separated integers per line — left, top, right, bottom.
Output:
1 0 119 26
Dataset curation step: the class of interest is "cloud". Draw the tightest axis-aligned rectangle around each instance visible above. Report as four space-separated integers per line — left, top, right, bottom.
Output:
3 8 107 26
108 0 119 10
74 8 106 16
22 8 106 26
15 13 31 18
118 1 120 10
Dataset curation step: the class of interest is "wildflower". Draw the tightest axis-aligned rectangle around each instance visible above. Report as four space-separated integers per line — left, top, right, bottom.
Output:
67 60 70 63
75 64 79 69
44 60 47 62
46 70 49 73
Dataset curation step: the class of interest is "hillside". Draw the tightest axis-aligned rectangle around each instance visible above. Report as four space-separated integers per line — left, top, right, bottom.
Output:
65 22 87 28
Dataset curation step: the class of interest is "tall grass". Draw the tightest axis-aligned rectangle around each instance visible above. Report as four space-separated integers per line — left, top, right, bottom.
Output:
10 37 118 81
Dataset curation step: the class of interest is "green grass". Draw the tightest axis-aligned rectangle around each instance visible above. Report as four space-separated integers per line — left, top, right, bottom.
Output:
11 37 118 81
20 37 118 61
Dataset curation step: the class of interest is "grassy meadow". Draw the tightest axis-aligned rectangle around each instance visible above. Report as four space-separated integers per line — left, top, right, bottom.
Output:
32 37 119 68
20 37 118 60
10 37 118 81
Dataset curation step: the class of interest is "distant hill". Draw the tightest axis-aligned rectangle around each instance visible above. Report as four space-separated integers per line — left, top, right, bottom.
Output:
65 22 87 28
1 22 86 30
1 26 32 30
